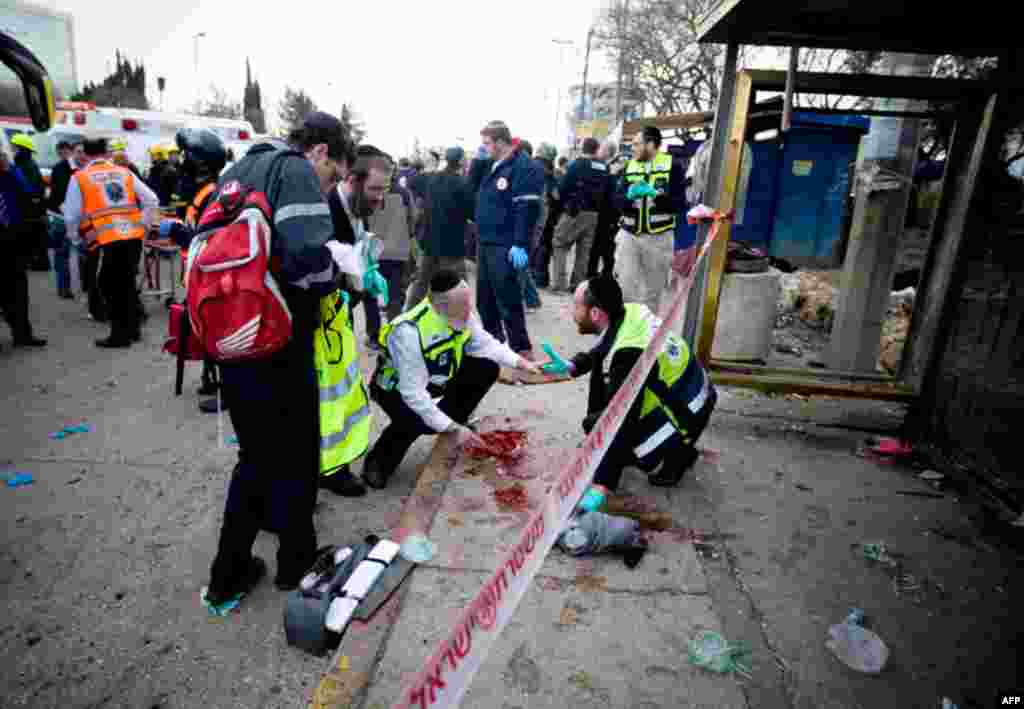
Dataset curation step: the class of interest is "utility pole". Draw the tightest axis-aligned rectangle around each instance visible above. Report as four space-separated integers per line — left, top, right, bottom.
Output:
552 38 574 148
614 0 629 126
193 32 206 112
580 27 595 122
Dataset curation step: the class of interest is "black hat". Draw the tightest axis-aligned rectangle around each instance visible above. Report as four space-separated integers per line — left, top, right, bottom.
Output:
586 274 624 318
642 125 663 145
302 111 351 161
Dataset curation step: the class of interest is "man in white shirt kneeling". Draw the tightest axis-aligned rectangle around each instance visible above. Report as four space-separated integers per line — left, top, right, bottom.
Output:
363 270 542 489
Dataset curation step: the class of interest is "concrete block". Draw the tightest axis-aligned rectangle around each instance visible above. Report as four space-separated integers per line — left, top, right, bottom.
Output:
711 268 781 361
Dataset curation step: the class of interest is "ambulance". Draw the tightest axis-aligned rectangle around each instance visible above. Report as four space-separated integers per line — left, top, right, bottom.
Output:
32 101 255 176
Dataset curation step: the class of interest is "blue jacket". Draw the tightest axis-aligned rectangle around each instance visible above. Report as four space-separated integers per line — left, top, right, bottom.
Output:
474 151 544 249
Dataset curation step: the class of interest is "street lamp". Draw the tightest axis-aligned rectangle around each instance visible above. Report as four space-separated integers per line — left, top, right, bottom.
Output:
551 38 574 148
193 32 206 111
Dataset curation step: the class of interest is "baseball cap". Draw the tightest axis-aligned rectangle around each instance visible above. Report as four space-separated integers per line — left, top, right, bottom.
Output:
445 146 465 164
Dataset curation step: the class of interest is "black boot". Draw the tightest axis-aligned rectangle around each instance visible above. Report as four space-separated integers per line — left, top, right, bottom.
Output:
319 465 367 497
648 447 700 488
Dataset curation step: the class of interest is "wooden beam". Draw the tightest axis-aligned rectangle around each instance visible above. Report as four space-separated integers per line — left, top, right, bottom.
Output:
685 42 740 348
712 359 897 383
697 70 753 364
622 111 713 139
746 69 995 101
902 95 997 391
710 370 916 402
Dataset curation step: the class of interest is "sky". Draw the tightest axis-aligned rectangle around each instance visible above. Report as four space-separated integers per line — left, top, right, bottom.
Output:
36 0 620 157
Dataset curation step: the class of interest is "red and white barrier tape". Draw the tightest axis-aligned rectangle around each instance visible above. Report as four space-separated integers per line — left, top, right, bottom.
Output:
391 211 732 709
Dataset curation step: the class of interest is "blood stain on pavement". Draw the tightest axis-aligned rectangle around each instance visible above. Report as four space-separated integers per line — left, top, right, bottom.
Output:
493 484 530 512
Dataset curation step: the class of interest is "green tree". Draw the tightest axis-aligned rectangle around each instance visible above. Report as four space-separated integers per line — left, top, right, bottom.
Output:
278 86 317 134
71 50 149 109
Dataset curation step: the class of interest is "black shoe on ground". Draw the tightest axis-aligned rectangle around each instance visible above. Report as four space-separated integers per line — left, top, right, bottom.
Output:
59 288 74 300
319 466 367 497
204 555 267 607
95 336 132 348
648 447 700 488
197 381 218 397
198 397 227 414
13 336 47 347
361 462 390 490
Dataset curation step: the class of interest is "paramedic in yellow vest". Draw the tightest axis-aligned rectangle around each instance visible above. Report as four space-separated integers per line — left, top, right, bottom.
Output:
542 274 716 513
64 137 159 347
613 125 687 316
362 270 542 489
314 287 373 497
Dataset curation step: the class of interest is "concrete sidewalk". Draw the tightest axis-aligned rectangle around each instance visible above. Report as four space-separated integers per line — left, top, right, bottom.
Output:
4 271 1021 709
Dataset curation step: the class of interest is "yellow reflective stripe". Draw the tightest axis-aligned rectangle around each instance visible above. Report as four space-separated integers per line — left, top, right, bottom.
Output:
319 359 362 403
321 405 371 451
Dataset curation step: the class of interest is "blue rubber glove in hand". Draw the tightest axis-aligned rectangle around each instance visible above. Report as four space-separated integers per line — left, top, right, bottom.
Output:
541 342 572 376
579 485 607 513
627 182 657 200
361 248 389 306
509 246 529 270
363 266 389 306
159 219 173 239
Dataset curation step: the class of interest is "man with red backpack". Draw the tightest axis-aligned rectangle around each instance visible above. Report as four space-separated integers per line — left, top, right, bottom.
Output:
160 128 229 414
192 112 384 614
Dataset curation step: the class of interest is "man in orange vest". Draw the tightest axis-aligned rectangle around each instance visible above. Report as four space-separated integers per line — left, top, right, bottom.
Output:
64 138 160 347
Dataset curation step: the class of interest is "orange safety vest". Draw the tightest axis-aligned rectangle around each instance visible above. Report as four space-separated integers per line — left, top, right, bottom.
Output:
181 182 217 284
75 160 146 249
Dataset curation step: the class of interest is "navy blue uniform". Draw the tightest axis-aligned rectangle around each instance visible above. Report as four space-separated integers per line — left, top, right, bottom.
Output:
473 151 544 352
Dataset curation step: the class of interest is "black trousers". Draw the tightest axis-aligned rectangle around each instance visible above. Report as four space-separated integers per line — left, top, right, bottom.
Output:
209 336 320 591
588 214 618 278
0 226 34 341
366 356 499 476
592 388 716 491
97 239 142 339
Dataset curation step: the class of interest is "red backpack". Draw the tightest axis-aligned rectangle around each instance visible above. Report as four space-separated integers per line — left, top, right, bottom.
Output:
184 153 296 362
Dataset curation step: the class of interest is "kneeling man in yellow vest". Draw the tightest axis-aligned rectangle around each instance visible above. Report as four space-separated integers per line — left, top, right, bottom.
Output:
543 274 716 513
362 270 543 489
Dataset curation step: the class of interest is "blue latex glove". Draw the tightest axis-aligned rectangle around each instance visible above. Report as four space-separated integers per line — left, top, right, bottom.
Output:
541 342 572 376
361 248 389 306
509 246 529 270
579 486 607 513
159 220 173 239
626 182 647 200
363 266 389 306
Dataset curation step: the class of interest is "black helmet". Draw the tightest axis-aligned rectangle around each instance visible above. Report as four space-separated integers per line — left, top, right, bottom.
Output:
175 128 227 180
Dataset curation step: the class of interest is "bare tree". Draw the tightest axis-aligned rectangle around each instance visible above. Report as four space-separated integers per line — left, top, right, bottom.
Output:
197 85 243 120
593 0 740 117
774 47 883 109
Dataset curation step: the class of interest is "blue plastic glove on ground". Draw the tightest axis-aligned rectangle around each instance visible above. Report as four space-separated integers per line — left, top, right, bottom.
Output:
541 342 571 376
579 486 607 513
509 246 529 270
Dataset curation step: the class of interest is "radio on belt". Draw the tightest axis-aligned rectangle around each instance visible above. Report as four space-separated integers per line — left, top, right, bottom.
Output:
284 536 403 656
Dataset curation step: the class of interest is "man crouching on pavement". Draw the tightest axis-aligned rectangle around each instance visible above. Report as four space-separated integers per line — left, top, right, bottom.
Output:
542 273 716 512
362 270 542 489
